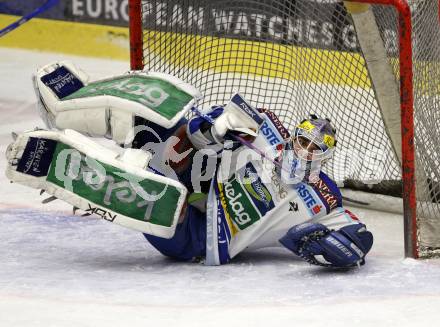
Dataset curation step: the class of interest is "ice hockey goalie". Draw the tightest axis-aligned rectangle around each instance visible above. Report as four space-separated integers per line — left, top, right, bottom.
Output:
5 61 373 268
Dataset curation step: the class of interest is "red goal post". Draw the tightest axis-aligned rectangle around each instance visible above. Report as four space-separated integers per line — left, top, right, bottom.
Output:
129 0 144 71
344 0 417 257
128 0 440 259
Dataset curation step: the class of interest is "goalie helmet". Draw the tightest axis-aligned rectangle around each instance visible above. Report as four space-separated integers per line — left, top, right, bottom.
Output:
291 114 337 162
279 115 337 185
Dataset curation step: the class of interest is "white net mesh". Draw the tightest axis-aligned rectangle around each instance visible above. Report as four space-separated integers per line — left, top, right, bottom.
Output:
136 0 440 256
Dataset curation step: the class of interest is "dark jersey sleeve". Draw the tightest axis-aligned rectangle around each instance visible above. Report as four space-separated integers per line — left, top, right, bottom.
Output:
311 172 343 213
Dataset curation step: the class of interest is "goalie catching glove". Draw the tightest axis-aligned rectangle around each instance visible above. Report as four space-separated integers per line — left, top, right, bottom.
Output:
279 222 373 268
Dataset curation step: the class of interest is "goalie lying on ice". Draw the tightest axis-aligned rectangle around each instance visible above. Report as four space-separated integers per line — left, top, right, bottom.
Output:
5 61 373 268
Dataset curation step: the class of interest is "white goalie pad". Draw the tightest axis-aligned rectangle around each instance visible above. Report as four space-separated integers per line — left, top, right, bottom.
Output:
5 129 188 238
33 61 201 144
33 61 90 130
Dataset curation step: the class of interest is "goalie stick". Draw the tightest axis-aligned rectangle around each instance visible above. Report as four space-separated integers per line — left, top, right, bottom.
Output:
0 0 60 37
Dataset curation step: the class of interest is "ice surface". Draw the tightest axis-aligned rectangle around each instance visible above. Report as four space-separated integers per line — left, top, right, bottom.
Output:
1 48 440 326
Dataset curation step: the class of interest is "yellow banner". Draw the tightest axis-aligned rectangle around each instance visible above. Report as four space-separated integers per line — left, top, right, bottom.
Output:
0 14 129 60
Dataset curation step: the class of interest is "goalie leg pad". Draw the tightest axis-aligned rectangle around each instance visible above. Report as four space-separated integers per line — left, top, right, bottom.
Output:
5 129 187 238
33 61 201 144
33 61 90 130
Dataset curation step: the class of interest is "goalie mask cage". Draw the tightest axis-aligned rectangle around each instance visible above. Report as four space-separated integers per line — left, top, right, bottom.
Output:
129 0 440 258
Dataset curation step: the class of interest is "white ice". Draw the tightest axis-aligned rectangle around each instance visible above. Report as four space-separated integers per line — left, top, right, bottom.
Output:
1 48 440 327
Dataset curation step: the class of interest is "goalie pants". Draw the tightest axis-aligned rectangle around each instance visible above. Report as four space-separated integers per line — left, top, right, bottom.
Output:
143 205 207 261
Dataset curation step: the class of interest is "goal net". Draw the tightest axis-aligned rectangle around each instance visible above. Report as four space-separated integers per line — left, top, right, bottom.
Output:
129 0 440 258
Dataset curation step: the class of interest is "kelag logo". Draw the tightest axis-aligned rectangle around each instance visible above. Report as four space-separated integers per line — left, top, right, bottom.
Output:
221 176 260 230
242 163 275 216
